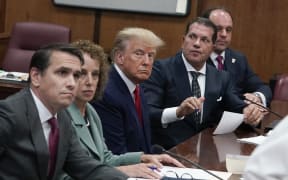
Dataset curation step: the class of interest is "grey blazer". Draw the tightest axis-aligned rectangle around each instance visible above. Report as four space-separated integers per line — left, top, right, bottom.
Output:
68 102 142 166
0 88 128 180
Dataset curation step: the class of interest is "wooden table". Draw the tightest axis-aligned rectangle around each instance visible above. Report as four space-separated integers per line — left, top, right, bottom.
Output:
169 100 288 179
0 79 27 99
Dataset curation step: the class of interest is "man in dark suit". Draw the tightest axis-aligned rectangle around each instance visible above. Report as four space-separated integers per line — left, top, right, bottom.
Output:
202 7 272 107
92 27 164 154
143 17 264 149
0 43 128 179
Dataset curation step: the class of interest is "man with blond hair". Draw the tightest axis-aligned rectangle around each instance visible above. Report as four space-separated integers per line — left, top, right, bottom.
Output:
92 27 164 154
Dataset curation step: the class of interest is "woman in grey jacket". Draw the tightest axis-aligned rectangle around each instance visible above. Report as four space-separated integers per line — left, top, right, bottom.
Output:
62 40 183 179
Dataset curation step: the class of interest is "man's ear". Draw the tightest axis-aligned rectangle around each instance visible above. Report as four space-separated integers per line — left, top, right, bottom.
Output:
114 50 125 65
30 67 41 88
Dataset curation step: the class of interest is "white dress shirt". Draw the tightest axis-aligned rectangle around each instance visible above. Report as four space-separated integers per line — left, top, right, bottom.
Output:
114 64 137 101
30 89 56 145
161 53 206 126
243 116 288 180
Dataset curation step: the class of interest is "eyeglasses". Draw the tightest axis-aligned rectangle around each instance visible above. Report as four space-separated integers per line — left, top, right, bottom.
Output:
162 170 195 179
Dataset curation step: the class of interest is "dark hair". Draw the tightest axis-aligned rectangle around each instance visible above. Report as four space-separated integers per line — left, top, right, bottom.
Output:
29 43 84 75
201 7 233 21
184 17 217 44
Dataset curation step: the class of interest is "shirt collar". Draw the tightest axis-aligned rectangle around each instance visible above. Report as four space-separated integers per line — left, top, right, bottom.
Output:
182 53 206 75
114 64 136 94
30 88 56 123
211 51 225 63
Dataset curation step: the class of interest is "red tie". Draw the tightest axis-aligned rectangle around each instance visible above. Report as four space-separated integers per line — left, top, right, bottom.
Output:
48 117 59 179
216 55 224 70
134 85 143 126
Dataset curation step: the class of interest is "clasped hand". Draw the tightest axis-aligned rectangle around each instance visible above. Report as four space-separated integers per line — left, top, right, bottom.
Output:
176 97 205 118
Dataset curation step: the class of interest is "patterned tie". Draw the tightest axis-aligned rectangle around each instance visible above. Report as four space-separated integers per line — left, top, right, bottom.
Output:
216 55 224 70
134 85 143 126
48 117 59 179
190 71 201 125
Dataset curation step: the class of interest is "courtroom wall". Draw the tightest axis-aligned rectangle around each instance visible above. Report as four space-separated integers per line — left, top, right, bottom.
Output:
197 0 288 82
0 0 95 64
1 0 288 82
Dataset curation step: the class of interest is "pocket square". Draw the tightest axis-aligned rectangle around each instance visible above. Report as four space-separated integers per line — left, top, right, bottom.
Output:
216 96 222 102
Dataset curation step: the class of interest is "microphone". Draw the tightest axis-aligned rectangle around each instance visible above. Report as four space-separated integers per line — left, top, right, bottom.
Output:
152 144 224 180
241 95 284 119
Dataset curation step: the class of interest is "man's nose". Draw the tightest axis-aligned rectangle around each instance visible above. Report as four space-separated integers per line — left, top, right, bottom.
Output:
219 29 227 36
193 38 201 47
67 75 77 89
142 54 152 65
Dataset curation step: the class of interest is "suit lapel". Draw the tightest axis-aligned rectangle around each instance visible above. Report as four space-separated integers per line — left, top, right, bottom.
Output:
68 104 100 157
173 55 193 101
111 67 150 151
112 67 143 129
207 57 216 68
203 65 222 121
25 89 49 180
139 85 152 151
224 49 237 73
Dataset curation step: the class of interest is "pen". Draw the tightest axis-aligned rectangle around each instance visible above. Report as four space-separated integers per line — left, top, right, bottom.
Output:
149 166 158 171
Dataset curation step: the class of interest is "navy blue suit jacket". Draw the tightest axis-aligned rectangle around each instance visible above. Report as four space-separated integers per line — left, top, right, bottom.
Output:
92 66 152 154
207 48 272 106
143 52 247 149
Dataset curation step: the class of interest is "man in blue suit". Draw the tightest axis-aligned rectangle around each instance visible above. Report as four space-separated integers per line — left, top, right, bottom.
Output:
92 27 164 154
143 17 264 149
202 7 272 107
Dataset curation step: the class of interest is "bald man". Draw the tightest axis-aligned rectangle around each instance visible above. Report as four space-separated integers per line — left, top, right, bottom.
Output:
202 7 272 107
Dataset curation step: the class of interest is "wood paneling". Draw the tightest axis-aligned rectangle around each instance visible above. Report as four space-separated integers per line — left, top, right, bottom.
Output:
98 0 199 59
197 0 288 82
0 0 6 33
0 0 96 66
1 0 288 82
4 0 95 41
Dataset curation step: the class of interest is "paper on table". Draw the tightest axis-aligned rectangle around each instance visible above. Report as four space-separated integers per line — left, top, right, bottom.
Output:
226 154 249 174
213 111 244 135
213 133 241 162
128 166 231 180
237 135 266 145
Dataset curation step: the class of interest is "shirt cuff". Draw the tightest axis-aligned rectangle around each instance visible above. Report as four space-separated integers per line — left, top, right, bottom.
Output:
161 107 184 128
254 92 267 107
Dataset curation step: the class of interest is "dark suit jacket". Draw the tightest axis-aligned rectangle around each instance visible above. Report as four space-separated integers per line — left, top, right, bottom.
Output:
92 66 152 154
143 52 247 149
0 88 128 180
207 48 272 105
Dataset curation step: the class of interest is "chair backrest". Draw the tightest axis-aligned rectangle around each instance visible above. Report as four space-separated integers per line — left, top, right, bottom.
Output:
2 22 70 73
273 73 288 101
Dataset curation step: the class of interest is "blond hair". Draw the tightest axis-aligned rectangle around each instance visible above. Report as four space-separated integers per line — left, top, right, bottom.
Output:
110 27 164 61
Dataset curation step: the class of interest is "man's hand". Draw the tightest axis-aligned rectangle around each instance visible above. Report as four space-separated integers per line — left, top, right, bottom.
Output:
141 154 185 169
244 93 262 104
243 104 265 126
176 97 205 118
244 93 269 115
